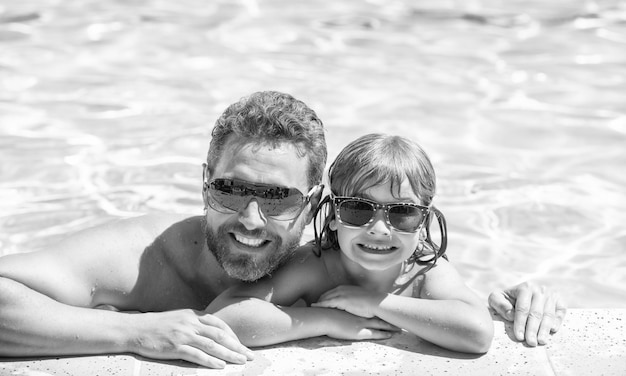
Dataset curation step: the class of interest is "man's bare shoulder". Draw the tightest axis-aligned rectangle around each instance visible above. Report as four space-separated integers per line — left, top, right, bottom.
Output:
96 213 199 238
58 213 202 251
0 213 209 309
0 213 204 281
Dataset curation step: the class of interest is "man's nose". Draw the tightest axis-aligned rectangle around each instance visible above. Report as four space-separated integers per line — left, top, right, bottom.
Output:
238 199 267 230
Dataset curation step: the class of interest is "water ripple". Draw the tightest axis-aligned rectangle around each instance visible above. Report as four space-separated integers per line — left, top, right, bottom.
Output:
0 0 625 308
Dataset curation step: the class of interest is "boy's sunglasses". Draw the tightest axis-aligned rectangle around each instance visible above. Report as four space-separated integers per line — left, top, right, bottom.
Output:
205 178 313 220
332 196 430 233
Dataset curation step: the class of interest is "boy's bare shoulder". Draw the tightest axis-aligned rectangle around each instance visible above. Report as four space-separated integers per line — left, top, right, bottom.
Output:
277 243 337 287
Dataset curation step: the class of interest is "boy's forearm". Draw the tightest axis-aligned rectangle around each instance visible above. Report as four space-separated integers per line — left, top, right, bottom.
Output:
375 295 494 353
0 277 132 357
210 298 331 347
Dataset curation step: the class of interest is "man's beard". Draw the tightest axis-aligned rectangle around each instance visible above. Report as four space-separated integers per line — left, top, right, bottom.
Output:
203 219 303 282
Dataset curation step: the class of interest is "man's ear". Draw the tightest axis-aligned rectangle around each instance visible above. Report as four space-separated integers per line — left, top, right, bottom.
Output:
309 184 325 208
202 163 210 208
303 184 325 224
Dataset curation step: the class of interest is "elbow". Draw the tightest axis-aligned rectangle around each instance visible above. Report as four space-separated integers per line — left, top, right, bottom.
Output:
457 303 495 354
208 298 265 347
461 317 494 354
471 327 494 354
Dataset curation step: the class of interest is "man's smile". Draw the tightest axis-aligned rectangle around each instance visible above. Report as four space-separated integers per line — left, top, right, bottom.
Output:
232 233 270 248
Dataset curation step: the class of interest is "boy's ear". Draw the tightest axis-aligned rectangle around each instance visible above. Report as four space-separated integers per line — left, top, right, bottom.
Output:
329 218 338 231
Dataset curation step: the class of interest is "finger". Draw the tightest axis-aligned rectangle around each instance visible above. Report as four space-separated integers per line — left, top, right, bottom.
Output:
311 300 339 309
523 289 546 347
512 287 533 342
197 315 255 361
536 293 556 345
318 288 340 303
366 318 402 332
357 328 394 340
198 313 238 338
194 327 250 365
552 297 567 333
488 291 515 321
198 313 255 348
177 344 227 369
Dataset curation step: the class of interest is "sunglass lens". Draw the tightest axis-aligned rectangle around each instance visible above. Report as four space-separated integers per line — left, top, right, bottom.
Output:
256 194 304 217
388 205 424 232
338 200 375 226
207 188 241 212
207 179 305 220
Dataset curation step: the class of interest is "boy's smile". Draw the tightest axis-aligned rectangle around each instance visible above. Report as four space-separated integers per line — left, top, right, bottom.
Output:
357 243 397 254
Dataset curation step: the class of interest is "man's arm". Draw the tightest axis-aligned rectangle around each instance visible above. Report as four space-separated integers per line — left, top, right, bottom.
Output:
0 275 132 356
0 276 249 367
488 282 567 346
0 215 252 368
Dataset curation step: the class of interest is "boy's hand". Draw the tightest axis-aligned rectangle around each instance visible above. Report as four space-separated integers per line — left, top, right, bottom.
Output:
488 282 567 346
322 309 400 341
312 285 385 318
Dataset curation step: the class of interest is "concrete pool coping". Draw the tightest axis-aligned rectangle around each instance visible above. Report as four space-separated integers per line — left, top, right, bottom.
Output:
1 309 624 376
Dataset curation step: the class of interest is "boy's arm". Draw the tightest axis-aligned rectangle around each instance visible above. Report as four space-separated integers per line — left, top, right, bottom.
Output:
207 250 398 347
0 215 252 368
380 259 493 353
314 259 494 353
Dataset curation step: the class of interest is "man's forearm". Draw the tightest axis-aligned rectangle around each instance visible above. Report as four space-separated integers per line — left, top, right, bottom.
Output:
0 277 132 357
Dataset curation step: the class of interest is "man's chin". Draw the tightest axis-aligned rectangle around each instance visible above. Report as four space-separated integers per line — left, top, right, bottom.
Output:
204 221 302 282
222 259 268 282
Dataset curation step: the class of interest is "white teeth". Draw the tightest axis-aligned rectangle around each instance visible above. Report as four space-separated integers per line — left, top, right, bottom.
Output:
234 234 265 247
362 244 393 251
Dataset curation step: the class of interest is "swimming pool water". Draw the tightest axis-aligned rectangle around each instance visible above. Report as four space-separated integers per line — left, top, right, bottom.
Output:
1 0 625 308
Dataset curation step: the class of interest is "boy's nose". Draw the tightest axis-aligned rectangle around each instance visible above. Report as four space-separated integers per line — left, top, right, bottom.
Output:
238 199 267 230
367 209 391 237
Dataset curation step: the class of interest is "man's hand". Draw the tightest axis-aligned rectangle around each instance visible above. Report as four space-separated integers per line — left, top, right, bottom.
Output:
488 282 567 346
128 310 254 369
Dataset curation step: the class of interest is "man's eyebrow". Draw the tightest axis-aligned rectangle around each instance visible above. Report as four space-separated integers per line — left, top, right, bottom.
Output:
361 193 417 203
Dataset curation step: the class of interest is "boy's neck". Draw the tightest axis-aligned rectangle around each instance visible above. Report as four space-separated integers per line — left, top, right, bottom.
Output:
339 253 404 293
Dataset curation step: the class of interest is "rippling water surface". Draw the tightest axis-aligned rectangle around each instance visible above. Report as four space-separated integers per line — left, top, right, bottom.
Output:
1 0 625 308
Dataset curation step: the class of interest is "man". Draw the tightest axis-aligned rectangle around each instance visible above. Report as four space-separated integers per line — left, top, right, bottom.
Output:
0 91 566 369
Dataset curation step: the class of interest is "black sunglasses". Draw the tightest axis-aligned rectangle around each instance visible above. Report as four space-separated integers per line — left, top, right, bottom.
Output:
205 178 313 220
332 196 430 233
